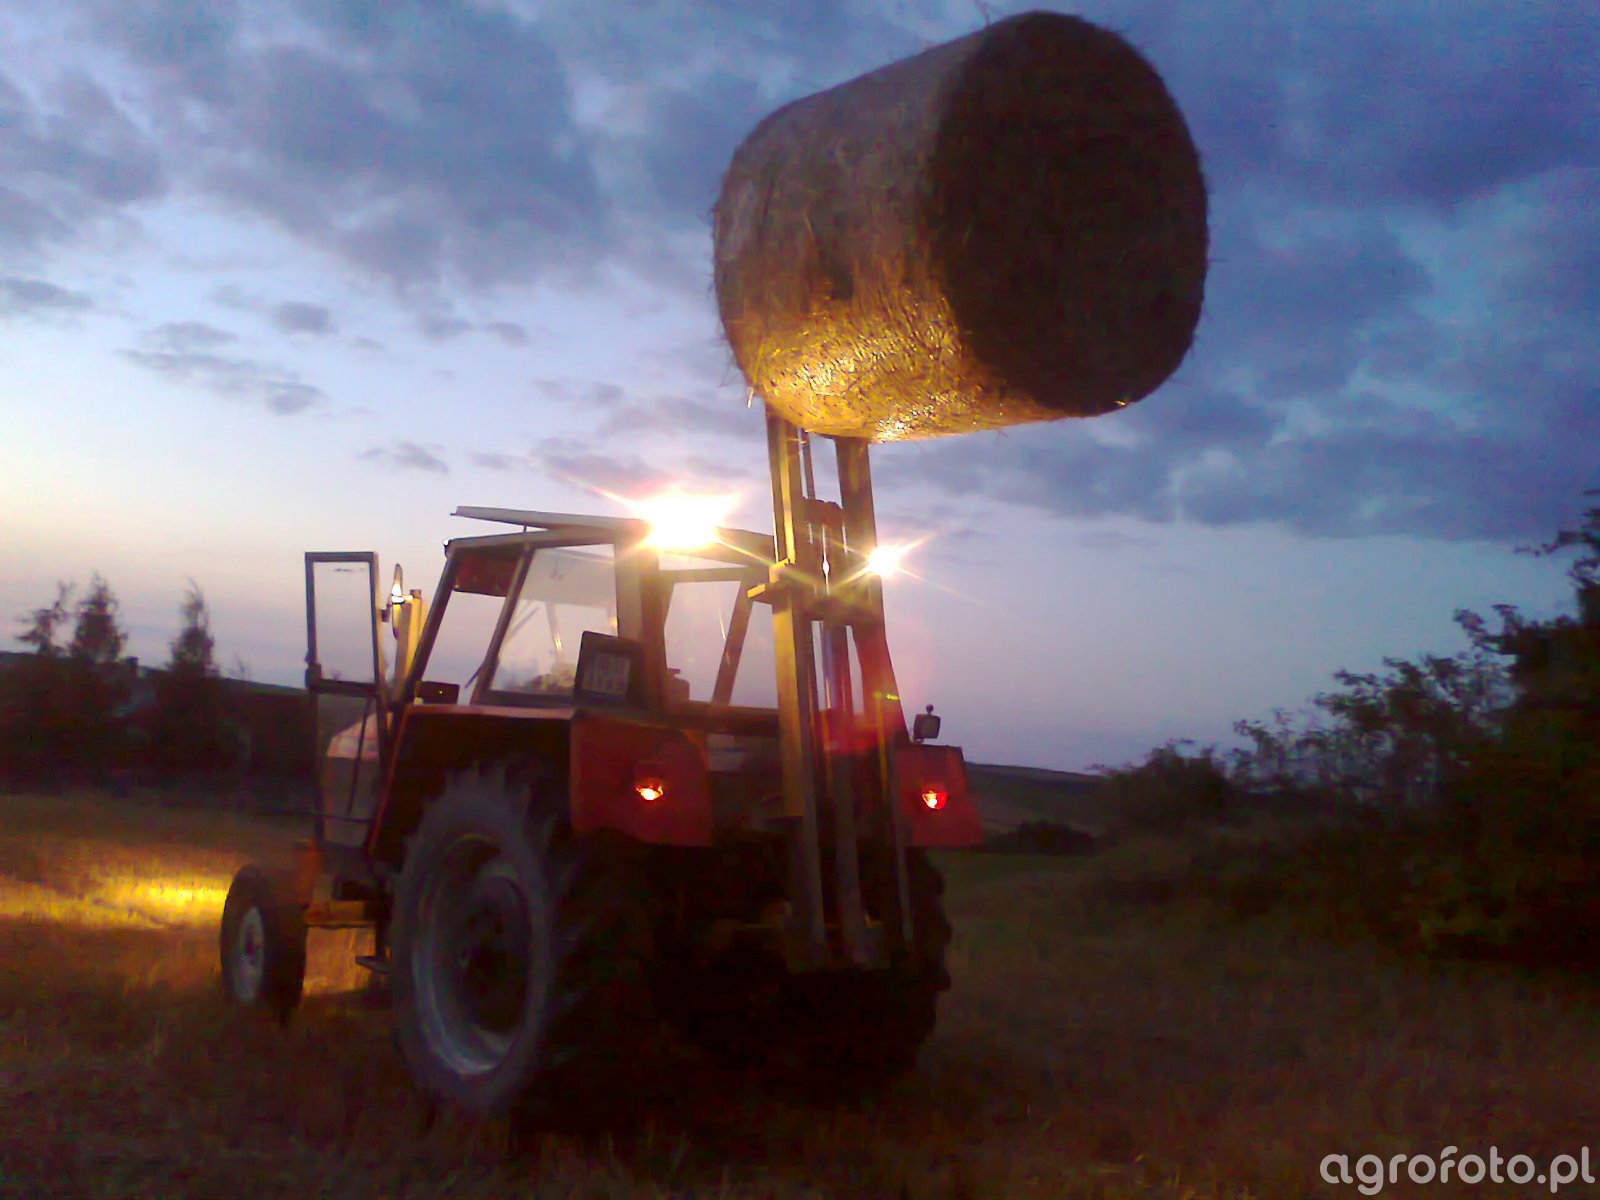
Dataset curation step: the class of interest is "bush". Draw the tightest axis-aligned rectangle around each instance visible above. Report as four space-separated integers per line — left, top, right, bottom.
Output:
984 820 1097 856
1095 741 1233 831
1201 493 1600 973
1402 724 1600 967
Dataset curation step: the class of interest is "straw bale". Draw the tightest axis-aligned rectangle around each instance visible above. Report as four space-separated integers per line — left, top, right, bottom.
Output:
712 11 1208 441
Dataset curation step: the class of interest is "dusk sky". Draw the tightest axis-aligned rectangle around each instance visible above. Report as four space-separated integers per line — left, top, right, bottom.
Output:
2 1 1594 772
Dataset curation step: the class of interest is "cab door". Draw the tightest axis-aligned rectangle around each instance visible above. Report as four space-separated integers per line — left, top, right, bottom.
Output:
304 552 389 850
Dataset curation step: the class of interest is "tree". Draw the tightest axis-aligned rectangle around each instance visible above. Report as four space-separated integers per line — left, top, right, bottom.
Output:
1401 497 1600 966
2 584 78 781
151 582 241 774
169 581 217 675
17 582 73 656
1305 645 1510 807
63 574 132 776
1 575 130 784
1226 640 1512 810
69 574 126 665
1300 493 1598 965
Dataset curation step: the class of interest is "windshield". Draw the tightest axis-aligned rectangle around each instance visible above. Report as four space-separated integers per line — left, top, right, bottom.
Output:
488 545 618 697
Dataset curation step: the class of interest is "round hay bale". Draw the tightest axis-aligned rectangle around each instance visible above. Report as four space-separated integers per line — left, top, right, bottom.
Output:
712 10 1209 442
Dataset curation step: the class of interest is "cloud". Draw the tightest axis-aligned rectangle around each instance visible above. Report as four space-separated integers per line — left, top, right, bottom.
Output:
471 451 535 472
0 276 92 318
148 320 236 352
360 440 448 473
633 71 768 221
472 436 755 498
121 322 325 415
592 391 764 443
880 376 1599 544
212 288 344 338
1195 202 1432 399
0 68 167 261
1274 6 1596 212
1105 0 1598 214
847 2 1598 546
416 313 529 345
14 1 1595 546
271 300 335 335
532 379 627 408
417 314 472 343
1075 531 1159 553
522 376 762 443
483 320 530 347
77 0 607 291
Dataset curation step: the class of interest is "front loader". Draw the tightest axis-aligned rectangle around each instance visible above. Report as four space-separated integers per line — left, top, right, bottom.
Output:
218 411 983 1118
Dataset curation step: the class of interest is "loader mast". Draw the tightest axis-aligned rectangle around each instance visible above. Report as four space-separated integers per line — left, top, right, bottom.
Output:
757 410 913 970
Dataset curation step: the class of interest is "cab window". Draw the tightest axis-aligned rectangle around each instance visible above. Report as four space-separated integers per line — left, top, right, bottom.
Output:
488 545 618 698
658 552 777 710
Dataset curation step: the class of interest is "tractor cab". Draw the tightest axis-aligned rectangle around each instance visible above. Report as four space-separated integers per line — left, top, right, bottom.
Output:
309 510 790 855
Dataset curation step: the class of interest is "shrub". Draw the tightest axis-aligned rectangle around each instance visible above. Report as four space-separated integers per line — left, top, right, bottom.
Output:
984 820 1097 856
1095 741 1233 831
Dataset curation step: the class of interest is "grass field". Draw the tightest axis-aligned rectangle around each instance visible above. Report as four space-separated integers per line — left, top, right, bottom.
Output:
1 790 1596 1198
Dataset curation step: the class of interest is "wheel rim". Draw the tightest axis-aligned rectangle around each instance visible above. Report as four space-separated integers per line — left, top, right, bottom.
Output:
232 907 266 1004
412 833 538 1078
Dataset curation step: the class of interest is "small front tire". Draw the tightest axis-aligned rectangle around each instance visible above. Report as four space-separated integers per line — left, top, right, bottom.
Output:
220 864 307 1023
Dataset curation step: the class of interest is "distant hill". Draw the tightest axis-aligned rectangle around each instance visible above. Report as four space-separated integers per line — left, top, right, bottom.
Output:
964 761 1107 835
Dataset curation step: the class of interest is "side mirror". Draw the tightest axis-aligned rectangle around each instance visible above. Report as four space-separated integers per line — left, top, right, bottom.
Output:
912 704 941 744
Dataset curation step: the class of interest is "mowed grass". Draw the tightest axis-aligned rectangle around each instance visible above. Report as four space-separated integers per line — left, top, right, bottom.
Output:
1 792 1596 1199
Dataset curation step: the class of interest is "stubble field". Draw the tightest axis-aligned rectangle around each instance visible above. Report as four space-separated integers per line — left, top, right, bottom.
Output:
1 789 1594 1199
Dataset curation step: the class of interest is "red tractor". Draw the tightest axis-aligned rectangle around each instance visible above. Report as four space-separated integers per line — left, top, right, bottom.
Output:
219 413 982 1120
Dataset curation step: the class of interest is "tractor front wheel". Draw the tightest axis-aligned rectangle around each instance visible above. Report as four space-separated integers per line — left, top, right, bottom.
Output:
219 864 307 1023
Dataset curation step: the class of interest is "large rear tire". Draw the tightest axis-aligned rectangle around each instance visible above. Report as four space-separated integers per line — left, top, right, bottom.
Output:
219 864 307 1024
390 760 655 1122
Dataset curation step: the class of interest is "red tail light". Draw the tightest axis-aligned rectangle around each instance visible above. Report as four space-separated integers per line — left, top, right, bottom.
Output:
895 744 981 847
633 761 667 803
571 717 713 846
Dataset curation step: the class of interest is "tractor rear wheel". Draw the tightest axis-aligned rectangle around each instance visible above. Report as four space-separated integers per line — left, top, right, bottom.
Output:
390 760 655 1122
219 864 307 1024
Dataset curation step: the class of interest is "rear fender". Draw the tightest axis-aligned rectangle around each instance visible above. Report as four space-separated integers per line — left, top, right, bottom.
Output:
895 744 982 848
370 705 573 865
571 713 714 846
